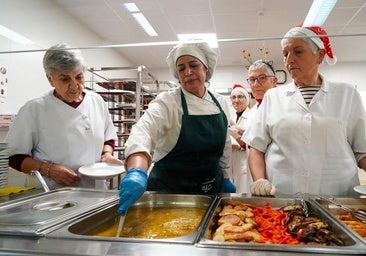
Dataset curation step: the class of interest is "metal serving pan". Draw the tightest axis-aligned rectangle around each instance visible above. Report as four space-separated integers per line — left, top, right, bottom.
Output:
313 197 366 244
48 192 216 244
0 187 118 236
197 196 366 254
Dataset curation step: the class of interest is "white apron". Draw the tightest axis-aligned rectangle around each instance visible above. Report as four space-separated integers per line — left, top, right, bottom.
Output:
230 107 250 193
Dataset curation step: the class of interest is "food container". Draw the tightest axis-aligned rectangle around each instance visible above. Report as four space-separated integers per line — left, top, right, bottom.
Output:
49 192 215 244
313 197 366 244
0 187 118 236
197 196 366 254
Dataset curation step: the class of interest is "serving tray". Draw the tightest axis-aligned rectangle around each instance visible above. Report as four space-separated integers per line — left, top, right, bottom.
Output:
197 196 366 254
0 187 118 236
47 192 216 244
313 197 366 245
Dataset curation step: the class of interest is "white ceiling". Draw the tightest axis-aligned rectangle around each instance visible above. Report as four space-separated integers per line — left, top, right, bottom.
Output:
39 0 366 70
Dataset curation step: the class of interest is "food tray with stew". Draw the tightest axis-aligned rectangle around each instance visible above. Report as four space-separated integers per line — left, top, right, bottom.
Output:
197 196 366 254
313 197 366 244
48 192 215 244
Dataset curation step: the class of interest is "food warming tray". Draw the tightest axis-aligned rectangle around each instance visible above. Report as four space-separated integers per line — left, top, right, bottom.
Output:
47 192 215 244
197 196 366 254
0 187 118 236
313 197 366 244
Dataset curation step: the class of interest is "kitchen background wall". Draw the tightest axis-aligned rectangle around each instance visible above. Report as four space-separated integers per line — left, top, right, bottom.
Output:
1 0 366 186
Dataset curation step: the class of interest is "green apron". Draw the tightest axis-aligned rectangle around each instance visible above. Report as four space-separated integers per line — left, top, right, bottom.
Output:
147 89 228 194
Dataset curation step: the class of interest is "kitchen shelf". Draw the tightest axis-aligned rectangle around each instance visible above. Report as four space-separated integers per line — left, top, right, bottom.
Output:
86 65 170 161
86 66 178 189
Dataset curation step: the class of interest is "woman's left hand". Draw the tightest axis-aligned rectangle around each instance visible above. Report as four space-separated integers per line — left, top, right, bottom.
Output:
223 179 236 193
49 163 81 186
100 152 124 165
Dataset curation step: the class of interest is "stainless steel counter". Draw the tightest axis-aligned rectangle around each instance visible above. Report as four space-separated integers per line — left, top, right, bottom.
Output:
0 236 353 256
0 189 364 256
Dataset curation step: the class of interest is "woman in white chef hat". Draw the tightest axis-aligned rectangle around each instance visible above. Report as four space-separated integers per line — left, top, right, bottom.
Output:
243 25 366 197
118 41 235 214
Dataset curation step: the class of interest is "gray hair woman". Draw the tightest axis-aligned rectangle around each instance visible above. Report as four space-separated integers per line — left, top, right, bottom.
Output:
43 43 86 76
243 25 366 197
247 60 278 107
5 43 121 190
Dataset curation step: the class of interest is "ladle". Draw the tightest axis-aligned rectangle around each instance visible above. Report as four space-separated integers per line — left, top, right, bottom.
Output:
31 170 50 192
116 210 127 237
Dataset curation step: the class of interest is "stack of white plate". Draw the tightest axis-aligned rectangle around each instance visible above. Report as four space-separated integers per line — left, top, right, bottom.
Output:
0 143 9 188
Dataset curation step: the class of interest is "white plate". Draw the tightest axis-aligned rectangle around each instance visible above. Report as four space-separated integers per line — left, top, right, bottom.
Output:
354 185 366 195
79 162 125 180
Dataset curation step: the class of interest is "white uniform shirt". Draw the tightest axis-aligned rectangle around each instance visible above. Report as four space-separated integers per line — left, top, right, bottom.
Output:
5 90 118 189
243 79 366 196
125 86 232 178
230 107 250 193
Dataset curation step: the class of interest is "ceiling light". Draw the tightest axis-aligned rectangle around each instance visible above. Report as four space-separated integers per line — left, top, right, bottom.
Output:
0 25 33 45
303 0 337 26
132 13 158 37
123 3 139 12
123 3 158 37
177 33 218 48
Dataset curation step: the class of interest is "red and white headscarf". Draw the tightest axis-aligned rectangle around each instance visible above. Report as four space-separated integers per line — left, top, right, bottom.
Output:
231 84 250 103
284 25 337 65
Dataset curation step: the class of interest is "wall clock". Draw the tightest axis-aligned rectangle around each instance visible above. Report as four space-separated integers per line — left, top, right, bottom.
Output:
275 70 287 84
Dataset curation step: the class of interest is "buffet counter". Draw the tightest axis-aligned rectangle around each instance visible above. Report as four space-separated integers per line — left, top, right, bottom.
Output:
0 188 364 256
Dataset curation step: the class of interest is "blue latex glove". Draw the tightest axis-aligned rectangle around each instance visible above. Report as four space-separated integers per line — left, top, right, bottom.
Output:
223 179 236 193
118 167 147 214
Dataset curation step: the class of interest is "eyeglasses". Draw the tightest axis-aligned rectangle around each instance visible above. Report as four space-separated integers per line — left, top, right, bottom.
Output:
230 95 246 100
246 75 274 85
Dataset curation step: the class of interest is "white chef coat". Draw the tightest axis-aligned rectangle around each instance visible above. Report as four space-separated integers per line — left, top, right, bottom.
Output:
124 86 232 178
230 107 250 193
5 89 118 190
243 78 366 196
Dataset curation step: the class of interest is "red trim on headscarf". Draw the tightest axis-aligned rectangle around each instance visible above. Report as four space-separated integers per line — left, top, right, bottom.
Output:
296 24 334 60
306 26 334 59
233 84 245 90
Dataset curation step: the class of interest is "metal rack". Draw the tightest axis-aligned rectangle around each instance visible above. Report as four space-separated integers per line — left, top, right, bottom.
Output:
86 65 161 161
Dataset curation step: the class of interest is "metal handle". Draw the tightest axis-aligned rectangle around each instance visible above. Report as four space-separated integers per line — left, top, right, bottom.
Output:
318 195 353 212
31 170 50 192
116 211 127 237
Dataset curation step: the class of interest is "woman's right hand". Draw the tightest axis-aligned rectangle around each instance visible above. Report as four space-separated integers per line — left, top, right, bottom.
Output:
118 167 147 214
250 178 276 196
49 163 81 186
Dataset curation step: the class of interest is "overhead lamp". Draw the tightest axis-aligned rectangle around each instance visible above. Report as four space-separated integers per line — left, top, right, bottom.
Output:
177 33 218 48
0 25 33 45
123 3 158 37
124 3 139 12
303 0 338 26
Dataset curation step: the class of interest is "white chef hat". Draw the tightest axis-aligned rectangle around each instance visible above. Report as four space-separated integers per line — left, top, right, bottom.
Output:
166 41 218 81
231 84 250 102
283 25 337 65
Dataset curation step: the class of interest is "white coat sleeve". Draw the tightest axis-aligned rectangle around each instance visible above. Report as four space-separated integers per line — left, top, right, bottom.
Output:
5 101 38 157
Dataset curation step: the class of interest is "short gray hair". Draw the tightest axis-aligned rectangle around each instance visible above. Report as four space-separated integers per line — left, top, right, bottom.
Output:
248 60 276 76
43 43 86 76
